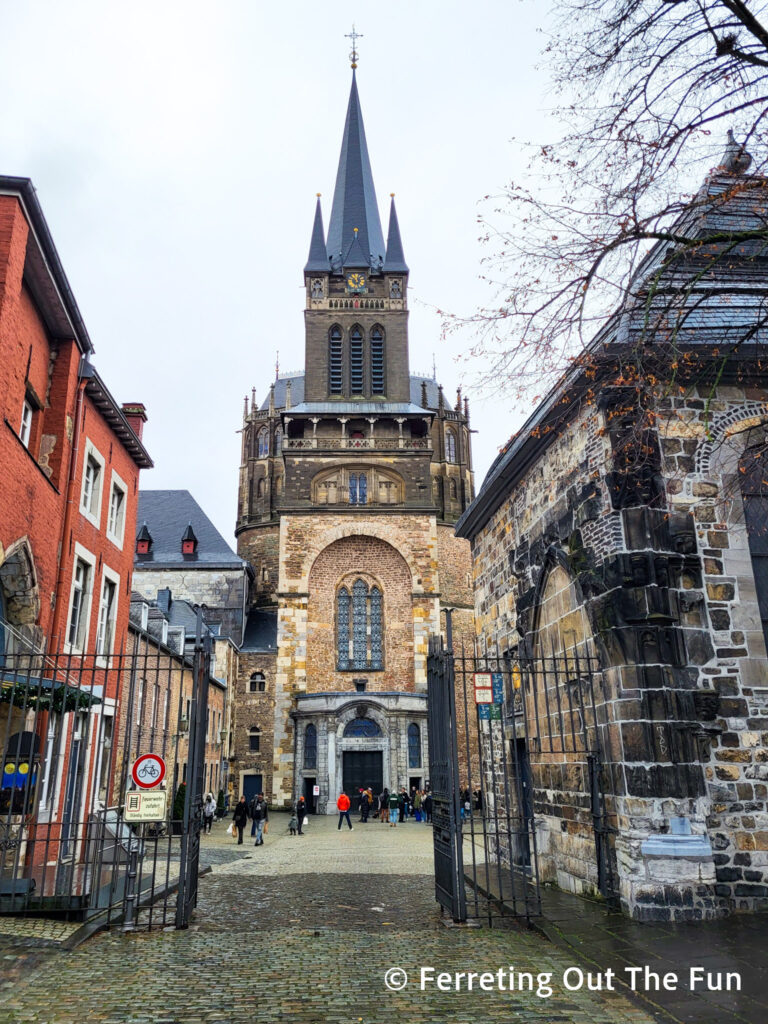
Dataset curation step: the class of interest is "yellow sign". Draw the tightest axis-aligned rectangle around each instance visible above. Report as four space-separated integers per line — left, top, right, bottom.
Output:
124 790 167 822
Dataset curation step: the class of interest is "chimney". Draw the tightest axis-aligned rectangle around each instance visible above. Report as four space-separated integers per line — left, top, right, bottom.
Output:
122 403 147 441
156 588 172 616
420 380 428 408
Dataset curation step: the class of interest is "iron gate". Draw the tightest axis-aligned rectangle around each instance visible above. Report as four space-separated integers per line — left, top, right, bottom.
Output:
0 611 212 930
427 633 619 923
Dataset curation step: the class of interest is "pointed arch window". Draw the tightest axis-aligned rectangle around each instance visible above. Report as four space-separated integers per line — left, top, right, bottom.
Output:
350 325 364 394
257 428 269 458
740 446 768 652
370 326 384 394
274 428 282 454
329 326 343 395
304 724 317 769
336 580 384 671
446 429 457 463
408 723 421 768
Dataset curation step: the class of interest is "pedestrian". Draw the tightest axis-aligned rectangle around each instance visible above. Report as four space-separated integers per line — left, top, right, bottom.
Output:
360 788 370 823
289 813 298 836
337 791 353 831
379 788 389 823
202 792 216 834
388 788 399 827
250 791 269 846
462 787 472 819
423 791 433 823
412 789 422 823
296 795 308 835
232 795 248 844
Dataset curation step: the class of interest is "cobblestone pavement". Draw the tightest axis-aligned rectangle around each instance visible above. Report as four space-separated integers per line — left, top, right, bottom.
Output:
1 814 656 1024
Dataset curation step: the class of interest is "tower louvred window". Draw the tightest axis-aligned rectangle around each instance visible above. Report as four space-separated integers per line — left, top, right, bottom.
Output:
370 326 384 394
350 326 364 394
329 326 343 395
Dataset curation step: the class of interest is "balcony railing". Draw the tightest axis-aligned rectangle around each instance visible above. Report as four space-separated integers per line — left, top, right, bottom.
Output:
284 437 431 451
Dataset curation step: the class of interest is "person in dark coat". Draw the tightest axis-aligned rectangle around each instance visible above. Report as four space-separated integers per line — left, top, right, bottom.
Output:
232 795 248 844
423 792 433 823
379 788 389 823
296 795 308 835
360 788 370 823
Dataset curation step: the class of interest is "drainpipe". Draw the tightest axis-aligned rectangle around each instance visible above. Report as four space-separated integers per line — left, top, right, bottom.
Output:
50 361 89 648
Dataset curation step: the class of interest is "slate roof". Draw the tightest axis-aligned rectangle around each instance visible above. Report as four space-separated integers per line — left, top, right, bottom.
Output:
383 197 409 273
326 72 387 272
135 491 244 569
260 374 442 413
241 608 278 652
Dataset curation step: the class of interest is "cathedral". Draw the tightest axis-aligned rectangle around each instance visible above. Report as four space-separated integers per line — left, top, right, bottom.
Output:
232 65 475 812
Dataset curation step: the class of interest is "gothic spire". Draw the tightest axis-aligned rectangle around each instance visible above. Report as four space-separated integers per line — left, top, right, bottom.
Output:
383 195 408 273
325 72 386 272
304 195 328 273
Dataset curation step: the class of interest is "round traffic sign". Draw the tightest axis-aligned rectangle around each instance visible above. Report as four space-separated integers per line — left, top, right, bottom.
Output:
131 753 166 789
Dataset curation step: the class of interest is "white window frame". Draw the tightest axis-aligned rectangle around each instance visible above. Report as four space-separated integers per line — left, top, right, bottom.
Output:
106 469 128 549
65 543 96 653
80 440 106 528
95 564 120 665
19 399 33 448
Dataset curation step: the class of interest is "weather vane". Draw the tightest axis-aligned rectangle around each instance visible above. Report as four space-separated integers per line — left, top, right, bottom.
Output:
345 24 363 69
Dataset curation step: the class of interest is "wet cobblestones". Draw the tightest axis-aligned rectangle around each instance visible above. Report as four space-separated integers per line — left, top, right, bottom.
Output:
0 815 655 1023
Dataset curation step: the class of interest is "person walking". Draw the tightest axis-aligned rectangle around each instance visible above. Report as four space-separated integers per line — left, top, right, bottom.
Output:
296 795 308 835
232 795 248 844
388 788 400 827
202 792 216 834
250 792 269 846
337 791 353 831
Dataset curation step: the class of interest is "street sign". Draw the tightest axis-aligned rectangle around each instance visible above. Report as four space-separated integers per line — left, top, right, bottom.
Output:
312 785 320 796
473 672 493 704
491 673 504 705
131 753 166 789
124 789 168 822
478 704 502 721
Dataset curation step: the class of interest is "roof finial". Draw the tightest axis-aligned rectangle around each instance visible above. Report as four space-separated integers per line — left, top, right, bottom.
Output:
275 350 280 380
345 24 363 69
720 129 753 174
432 353 437 380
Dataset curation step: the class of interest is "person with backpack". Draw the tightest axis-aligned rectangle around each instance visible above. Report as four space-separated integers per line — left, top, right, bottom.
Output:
336 791 353 831
249 792 269 846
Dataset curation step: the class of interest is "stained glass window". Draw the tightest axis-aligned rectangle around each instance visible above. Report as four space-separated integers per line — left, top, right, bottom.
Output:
358 473 367 504
349 474 358 504
304 724 317 768
257 428 269 458
352 579 368 669
370 587 382 669
343 717 382 738
446 430 457 463
337 587 350 669
408 723 421 768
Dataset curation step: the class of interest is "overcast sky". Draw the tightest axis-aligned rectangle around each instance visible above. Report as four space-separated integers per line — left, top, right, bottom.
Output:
0 0 558 543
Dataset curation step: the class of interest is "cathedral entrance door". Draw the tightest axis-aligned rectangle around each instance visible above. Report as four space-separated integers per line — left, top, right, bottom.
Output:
342 751 383 812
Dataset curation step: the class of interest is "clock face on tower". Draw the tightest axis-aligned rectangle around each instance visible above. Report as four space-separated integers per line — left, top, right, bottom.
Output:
346 272 366 292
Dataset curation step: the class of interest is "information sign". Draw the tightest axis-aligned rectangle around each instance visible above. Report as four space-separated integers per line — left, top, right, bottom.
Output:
473 672 493 704
124 790 168 822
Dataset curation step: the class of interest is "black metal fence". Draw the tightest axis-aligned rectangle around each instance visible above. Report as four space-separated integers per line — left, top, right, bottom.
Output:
0 615 211 929
427 633 618 924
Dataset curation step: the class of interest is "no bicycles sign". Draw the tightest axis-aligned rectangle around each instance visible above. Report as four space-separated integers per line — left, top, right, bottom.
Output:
131 753 166 789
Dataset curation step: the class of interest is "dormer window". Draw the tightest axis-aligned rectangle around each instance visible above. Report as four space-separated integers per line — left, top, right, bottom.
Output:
136 523 153 555
181 524 198 555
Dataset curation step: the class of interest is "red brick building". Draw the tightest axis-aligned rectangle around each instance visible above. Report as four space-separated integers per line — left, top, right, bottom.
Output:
0 176 152 885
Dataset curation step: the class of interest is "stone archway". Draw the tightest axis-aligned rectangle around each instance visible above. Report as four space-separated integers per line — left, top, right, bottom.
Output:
0 537 42 653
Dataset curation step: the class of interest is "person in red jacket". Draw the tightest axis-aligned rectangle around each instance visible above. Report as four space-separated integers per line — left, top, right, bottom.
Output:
336 791 353 831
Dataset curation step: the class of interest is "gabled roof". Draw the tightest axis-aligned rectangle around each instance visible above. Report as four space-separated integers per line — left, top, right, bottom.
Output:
326 72 386 273
135 491 245 569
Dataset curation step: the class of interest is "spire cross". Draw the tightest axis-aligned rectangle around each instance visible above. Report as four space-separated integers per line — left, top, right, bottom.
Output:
345 24 363 69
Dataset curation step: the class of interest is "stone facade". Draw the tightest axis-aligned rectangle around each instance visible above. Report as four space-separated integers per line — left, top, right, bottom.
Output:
458 163 768 920
229 71 475 811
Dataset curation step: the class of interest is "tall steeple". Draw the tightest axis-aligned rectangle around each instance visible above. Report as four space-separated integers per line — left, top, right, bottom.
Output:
383 196 408 273
304 195 328 273
325 72 386 272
